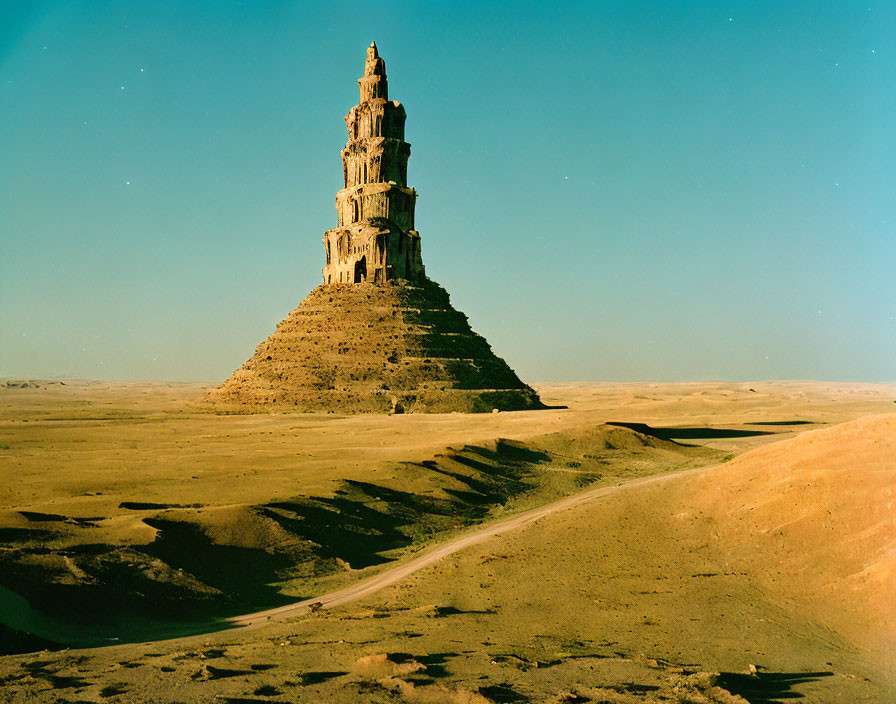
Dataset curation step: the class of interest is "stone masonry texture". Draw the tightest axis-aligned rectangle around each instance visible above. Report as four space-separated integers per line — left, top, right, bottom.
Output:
211 44 543 413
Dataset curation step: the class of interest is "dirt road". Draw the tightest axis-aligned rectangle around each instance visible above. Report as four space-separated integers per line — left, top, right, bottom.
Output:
224 462 715 630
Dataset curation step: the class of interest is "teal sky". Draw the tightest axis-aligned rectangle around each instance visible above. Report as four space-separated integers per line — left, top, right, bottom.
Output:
1 1 894 383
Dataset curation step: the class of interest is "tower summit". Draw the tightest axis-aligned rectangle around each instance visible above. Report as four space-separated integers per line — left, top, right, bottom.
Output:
323 42 423 285
211 44 543 413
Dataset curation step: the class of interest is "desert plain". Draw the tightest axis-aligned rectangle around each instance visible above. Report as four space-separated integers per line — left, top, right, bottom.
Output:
0 379 894 703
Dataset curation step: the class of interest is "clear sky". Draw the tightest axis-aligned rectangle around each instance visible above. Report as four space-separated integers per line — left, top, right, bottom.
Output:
1 1 893 383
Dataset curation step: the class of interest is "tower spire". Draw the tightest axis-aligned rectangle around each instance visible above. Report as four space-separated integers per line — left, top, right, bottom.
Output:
361 41 387 95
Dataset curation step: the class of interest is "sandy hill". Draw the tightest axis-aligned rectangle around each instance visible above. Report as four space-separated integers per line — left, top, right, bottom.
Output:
685 413 896 657
0 421 719 649
209 279 543 413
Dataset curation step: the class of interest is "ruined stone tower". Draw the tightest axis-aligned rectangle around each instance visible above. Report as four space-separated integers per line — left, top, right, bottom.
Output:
323 42 424 285
210 44 543 414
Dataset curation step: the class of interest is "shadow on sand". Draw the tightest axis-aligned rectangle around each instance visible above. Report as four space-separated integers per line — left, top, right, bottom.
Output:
744 420 818 426
718 670 834 703
606 421 775 441
0 440 557 651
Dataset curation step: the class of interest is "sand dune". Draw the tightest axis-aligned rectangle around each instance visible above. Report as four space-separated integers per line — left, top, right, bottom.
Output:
686 413 896 656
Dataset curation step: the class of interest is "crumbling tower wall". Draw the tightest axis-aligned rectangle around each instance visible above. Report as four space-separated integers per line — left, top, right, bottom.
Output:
323 43 424 285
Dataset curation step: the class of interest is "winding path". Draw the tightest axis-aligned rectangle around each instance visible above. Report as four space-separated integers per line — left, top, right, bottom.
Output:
223 462 712 631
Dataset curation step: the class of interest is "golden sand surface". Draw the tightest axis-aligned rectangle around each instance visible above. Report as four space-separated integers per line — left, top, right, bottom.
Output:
3 379 892 511
0 380 893 702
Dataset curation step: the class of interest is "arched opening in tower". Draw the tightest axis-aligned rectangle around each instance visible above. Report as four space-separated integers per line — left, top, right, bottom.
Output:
354 256 367 283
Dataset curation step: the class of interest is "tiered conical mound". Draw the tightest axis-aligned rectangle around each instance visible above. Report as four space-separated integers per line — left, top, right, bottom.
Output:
211 43 543 414
211 279 543 413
